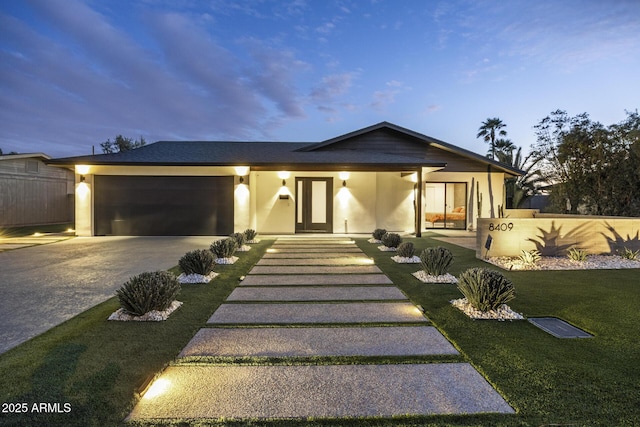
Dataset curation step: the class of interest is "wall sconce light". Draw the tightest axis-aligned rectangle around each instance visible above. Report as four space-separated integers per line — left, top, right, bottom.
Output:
80 175 86 182
339 171 349 187
282 178 286 186
239 176 244 184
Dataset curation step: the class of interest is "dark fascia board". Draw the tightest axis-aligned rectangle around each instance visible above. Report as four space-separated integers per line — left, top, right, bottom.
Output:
298 121 524 176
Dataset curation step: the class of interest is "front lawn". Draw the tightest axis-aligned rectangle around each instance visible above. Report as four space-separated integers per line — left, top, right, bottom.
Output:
0 236 638 426
357 237 640 426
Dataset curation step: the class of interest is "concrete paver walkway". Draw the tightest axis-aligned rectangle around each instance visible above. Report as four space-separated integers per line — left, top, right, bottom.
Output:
128 237 513 422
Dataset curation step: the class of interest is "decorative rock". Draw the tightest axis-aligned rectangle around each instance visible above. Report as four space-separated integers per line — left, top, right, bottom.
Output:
378 245 397 252
391 255 421 264
486 255 640 271
412 271 458 284
216 256 239 265
178 272 218 284
368 238 382 244
236 245 252 252
450 298 524 321
108 300 183 322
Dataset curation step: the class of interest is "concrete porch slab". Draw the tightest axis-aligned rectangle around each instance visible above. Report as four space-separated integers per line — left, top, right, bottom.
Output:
178 326 458 358
248 265 382 274
240 274 393 286
207 302 428 324
256 257 374 266
226 286 407 301
127 363 514 420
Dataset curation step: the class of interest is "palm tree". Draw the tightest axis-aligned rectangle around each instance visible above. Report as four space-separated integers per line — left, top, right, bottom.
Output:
504 147 547 208
477 117 507 160
493 138 517 162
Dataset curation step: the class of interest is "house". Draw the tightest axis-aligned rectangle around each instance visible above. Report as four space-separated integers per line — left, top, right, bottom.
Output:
0 153 74 228
47 122 522 237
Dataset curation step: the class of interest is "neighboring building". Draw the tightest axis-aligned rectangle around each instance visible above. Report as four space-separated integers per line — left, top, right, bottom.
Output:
47 122 522 237
0 153 75 227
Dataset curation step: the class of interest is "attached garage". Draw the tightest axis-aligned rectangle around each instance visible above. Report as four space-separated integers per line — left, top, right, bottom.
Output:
94 175 234 236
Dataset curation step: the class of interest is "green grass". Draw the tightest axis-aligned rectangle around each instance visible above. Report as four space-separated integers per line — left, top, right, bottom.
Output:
1 236 638 426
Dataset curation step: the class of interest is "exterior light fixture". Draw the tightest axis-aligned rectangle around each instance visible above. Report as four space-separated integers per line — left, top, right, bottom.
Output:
239 176 244 184
76 165 90 175
338 171 350 187
80 175 86 182
282 179 286 186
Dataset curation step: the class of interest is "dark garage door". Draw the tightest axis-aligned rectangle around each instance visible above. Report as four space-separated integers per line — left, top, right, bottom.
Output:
94 175 234 236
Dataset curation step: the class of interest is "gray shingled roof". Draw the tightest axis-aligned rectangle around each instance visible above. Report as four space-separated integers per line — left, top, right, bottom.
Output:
47 141 443 169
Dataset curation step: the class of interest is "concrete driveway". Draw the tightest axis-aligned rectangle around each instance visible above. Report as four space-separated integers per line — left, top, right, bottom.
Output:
0 236 220 354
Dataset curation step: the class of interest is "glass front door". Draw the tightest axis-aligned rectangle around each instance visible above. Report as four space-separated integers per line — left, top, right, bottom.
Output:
295 177 333 232
424 182 467 229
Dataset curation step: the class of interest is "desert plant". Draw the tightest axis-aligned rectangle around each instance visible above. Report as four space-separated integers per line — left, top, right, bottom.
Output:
244 228 257 241
179 249 215 275
518 249 541 267
210 238 238 258
568 247 588 262
230 232 246 247
381 232 402 248
396 242 415 258
115 271 180 316
372 228 387 240
419 246 454 276
619 247 639 260
457 268 515 312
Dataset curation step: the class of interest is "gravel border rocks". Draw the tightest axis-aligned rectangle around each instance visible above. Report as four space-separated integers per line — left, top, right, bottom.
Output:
178 272 218 284
486 254 640 271
450 298 524 321
391 255 421 263
412 271 458 284
108 300 183 321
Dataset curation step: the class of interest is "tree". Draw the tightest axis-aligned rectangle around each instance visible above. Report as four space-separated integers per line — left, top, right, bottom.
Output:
502 147 546 209
101 135 146 154
493 138 517 163
477 117 507 160
533 109 640 216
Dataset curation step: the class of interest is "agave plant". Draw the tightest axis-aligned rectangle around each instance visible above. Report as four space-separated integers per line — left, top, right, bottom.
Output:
619 247 639 260
419 247 454 276
567 247 588 262
518 249 541 267
457 268 515 312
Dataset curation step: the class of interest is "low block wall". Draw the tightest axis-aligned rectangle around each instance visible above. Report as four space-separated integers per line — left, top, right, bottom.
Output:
476 217 640 258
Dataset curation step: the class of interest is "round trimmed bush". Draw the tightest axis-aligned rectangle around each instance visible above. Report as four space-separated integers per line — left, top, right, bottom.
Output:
419 246 454 276
116 271 180 316
457 267 515 312
179 249 215 275
397 242 415 258
372 228 387 240
381 232 402 248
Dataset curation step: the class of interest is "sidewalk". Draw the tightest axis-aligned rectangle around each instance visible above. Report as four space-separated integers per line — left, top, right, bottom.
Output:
127 237 513 421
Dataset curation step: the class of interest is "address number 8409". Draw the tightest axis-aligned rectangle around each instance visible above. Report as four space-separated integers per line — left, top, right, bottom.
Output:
488 222 513 231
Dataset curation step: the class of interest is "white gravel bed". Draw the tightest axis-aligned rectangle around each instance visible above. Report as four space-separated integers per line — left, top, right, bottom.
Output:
236 245 252 252
450 298 524 321
486 254 640 271
412 271 458 284
108 300 183 321
178 272 219 284
216 256 239 264
368 238 382 244
378 245 397 252
391 255 421 264
246 239 260 244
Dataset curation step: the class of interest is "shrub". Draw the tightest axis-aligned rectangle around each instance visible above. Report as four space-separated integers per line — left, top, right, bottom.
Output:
210 238 238 258
419 246 454 276
620 247 639 260
244 228 257 241
372 228 387 240
457 268 515 312
116 271 180 316
397 242 415 258
179 249 215 275
230 232 246 247
518 249 541 267
381 232 402 248
568 247 588 262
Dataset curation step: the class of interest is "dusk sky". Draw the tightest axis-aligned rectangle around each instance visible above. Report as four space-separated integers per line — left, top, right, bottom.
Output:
1 0 639 158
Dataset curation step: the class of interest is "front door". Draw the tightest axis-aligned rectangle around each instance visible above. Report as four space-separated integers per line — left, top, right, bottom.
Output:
295 177 333 233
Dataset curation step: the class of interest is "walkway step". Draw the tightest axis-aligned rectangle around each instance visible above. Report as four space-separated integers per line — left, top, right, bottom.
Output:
179 326 459 358
207 302 428 324
241 274 393 286
256 257 373 266
273 240 355 245
226 286 407 301
263 252 366 258
127 364 514 420
249 265 381 274
270 244 356 250
267 247 363 253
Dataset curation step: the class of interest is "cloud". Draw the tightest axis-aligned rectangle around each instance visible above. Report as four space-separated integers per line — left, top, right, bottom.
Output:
370 80 410 111
309 72 358 121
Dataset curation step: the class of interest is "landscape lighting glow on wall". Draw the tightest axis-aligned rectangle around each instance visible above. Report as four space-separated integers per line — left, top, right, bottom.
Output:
76 165 90 175
339 171 350 187
234 166 249 183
